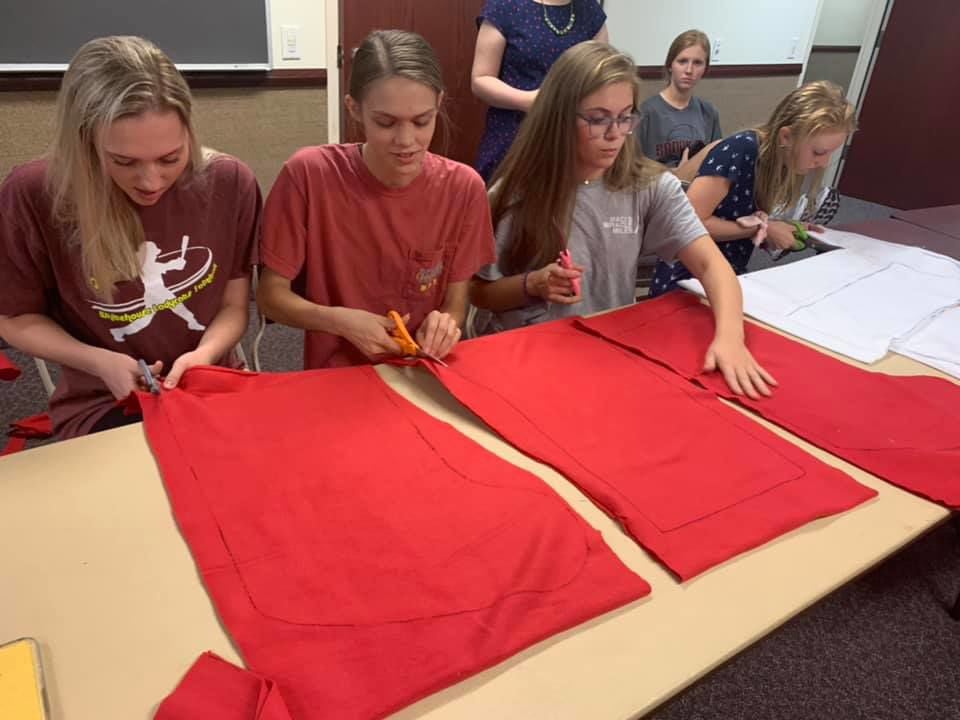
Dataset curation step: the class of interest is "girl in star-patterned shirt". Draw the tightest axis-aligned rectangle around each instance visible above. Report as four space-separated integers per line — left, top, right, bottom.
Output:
650 80 856 296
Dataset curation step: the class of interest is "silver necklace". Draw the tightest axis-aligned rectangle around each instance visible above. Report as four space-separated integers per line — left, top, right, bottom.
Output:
542 1 576 36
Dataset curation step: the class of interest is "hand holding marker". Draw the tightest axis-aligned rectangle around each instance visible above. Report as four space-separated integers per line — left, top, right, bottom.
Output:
558 249 581 296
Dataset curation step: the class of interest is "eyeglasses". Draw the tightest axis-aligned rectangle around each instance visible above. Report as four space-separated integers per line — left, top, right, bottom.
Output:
576 112 641 138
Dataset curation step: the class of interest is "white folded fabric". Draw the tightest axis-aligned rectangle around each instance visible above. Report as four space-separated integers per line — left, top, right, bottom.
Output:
679 229 960 363
891 305 960 379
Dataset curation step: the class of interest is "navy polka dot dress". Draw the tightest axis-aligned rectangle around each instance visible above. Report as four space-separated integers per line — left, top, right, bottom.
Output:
650 131 760 296
475 0 606 182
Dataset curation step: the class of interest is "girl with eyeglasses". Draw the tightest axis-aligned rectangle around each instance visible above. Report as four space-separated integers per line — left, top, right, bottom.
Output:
471 0 608 183
470 42 776 399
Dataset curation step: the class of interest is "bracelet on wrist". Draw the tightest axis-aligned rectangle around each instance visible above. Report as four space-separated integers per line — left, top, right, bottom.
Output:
521 271 537 304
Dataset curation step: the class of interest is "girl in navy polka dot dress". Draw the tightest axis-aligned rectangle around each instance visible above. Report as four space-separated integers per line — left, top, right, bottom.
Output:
471 0 607 183
650 80 856 296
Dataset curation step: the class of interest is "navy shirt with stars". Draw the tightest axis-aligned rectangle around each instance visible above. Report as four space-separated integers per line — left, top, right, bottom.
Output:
475 0 606 182
650 130 760 296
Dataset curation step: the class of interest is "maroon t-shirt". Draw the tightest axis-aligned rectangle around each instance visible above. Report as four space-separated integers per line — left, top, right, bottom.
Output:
0 155 261 438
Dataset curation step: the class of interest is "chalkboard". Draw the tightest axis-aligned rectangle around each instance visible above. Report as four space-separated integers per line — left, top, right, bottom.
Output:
0 0 270 70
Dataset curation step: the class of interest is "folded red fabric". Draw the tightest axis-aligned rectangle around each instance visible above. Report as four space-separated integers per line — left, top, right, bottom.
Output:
422 319 875 580
578 292 960 508
156 653 292 720
140 365 649 719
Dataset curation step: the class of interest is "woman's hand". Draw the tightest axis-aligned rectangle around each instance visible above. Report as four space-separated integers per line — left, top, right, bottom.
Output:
165 348 216 389
529 261 584 304
799 220 826 234
703 335 778 399
92 350 163 400
415 310 461 359
334 308 405 361
765 220 803 251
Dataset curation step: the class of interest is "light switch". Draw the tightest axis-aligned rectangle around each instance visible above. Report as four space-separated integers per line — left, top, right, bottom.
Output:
281 25 301 61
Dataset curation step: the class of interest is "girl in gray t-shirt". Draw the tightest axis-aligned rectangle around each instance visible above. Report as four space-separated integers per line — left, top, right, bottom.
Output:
470 41 776 399
636 30 721 170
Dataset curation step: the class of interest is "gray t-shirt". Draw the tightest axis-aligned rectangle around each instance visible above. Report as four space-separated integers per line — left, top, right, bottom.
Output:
476 172 706 332
637 93 722 167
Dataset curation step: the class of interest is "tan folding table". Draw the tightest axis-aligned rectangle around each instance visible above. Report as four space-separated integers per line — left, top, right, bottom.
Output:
0 337 952 719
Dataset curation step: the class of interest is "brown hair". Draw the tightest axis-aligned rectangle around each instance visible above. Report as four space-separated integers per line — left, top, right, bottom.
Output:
490 41 664 275
753 80 857 214
664 29 711 83
348 29 449 150
46 36 205 300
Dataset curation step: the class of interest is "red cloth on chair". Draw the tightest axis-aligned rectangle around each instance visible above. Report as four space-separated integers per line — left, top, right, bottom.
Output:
156 653 293 720
0 349 19 381
421 320 875 580
139 365 649 720
578 292 960 508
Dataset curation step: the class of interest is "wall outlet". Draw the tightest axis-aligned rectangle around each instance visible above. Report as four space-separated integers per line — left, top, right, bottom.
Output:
787 36 799 60
712 37 722 61
281 25 301 61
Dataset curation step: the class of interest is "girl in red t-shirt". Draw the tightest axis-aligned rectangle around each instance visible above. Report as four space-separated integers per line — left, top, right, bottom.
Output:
0 36 260 438
257 30 496 370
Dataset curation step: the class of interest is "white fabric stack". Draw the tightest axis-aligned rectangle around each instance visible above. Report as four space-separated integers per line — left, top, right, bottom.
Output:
679 229 960 376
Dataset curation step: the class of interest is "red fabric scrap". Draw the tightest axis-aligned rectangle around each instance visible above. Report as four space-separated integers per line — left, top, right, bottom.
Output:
156 653 293 720
1 412 53 456
0 349 19 381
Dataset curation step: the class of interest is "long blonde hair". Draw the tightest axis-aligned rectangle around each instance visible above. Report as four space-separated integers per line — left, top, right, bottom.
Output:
490 41 663 274
754 80 856 215
46 35 205 299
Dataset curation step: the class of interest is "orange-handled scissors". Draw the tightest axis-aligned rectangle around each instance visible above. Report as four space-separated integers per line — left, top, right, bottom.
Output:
387 310 449 367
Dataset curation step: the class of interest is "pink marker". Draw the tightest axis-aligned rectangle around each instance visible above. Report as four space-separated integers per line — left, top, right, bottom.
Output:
558 249 581 297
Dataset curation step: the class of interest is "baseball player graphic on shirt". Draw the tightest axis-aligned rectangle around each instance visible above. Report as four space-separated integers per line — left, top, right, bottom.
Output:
90 235 213 342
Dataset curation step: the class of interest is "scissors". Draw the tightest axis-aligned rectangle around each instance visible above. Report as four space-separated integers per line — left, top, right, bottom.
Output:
790 220 810 251
137 358 160 395
387 310 449 367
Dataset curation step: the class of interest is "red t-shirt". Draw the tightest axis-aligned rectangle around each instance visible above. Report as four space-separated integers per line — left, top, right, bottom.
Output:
0 156 261 438
260 144 496 369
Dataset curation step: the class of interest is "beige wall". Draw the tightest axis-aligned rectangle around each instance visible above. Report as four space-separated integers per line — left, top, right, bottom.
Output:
0 92 58 179
0 87 328 194
1 74 794 191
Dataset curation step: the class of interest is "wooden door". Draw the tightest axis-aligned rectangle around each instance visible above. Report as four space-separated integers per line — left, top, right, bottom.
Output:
339 0 487 166
838 0 960 209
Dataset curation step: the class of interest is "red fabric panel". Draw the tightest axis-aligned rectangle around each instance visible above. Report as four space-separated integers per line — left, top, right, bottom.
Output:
139 365 649 719
422 321 875 580
0 349 19 381
156 653 293 720
578 292 960 508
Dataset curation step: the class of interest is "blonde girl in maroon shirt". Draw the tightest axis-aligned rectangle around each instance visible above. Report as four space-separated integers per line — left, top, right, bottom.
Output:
0 36 260 437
